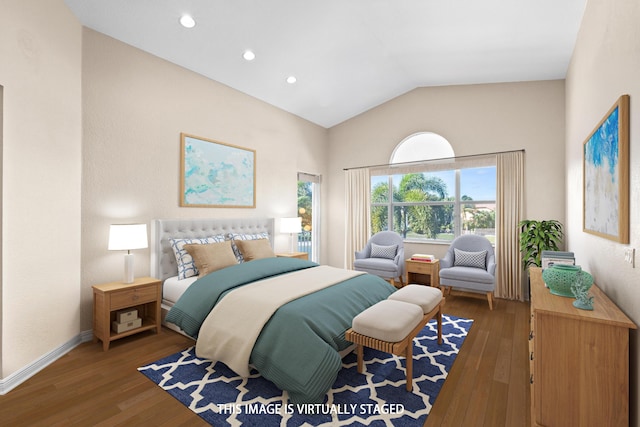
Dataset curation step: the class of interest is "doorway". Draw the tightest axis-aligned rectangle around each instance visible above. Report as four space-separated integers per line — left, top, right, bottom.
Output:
297 172 321 263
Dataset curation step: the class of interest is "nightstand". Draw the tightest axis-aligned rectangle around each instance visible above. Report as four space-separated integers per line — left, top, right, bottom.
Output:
405 259 440 288
92 276 162 351
276 252 309 260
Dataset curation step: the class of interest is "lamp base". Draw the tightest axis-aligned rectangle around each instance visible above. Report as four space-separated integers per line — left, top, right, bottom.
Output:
124 253 134 284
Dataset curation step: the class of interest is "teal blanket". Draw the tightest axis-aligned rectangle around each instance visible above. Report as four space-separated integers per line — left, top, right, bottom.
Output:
165 257 395 403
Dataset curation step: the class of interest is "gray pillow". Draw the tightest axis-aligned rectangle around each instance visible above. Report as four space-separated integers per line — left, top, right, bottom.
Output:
454 248 487 269
370 243 398 259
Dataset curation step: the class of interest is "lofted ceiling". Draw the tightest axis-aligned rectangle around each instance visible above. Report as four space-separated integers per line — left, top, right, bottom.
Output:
64 0 586 128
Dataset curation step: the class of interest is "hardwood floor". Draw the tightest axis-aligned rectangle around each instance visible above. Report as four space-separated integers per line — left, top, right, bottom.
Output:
0 295 530 426
425 293 530 427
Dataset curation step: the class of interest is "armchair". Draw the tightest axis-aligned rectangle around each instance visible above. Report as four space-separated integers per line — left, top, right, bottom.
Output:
439 234 496 309
354 231 405 287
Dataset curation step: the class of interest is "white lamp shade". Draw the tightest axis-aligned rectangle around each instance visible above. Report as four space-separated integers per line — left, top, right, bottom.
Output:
280 217 302 234
108 224 148 251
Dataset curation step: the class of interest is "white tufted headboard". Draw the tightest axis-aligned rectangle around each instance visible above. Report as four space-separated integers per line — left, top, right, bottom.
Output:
150 218 275 282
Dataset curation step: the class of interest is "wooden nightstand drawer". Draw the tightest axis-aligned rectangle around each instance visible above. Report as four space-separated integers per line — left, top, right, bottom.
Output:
111 285 158 309
408 261 435 275
276 252 308 260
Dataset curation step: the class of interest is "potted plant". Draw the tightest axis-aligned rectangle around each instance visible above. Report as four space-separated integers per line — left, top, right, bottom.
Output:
518 219 564 271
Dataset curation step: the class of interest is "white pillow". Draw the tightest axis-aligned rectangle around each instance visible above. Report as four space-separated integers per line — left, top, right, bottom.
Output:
170 235 226 279
370 243 398 259
453 248 487 269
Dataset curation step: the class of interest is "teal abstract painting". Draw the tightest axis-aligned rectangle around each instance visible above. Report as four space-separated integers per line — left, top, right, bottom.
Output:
583 95 629 243
180 133 256 208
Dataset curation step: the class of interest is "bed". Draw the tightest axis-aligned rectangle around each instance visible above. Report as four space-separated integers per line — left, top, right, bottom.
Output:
150 218 396 404
151 217 277 327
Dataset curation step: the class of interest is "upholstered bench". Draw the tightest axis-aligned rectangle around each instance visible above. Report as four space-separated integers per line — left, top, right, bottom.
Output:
345 285 445 391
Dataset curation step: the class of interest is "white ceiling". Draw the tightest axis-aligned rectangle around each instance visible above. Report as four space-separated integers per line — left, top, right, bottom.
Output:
64 0 586 128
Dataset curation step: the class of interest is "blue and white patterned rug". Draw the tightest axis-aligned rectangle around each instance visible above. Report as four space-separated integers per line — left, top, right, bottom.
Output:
139 315 472 426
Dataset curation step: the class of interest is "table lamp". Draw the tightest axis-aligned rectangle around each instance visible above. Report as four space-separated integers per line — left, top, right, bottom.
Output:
108 223 148 283
280 217 302 253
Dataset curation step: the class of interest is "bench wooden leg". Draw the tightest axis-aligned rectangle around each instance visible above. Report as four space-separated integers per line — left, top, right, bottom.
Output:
356 344 364 373
405 340 413 391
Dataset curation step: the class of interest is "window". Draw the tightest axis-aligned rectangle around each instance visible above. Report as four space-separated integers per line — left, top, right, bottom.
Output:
371 133 496 243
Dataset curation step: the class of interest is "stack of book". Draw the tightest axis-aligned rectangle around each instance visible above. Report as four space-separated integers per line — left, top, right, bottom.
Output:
411 253 435 262
541 250 575 270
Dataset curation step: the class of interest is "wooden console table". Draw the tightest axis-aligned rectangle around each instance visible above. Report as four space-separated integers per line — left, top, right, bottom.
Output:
529 267 636 426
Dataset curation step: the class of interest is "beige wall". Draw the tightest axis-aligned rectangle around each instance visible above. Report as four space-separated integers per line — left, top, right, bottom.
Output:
565 0 640 421
80 29 328 331
0 0 82 378
326 81 567 268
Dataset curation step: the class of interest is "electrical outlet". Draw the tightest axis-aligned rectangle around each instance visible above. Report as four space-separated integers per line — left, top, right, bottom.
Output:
624 248 635 267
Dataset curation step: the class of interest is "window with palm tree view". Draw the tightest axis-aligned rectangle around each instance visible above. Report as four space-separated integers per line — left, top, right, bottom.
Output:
371 166 496 243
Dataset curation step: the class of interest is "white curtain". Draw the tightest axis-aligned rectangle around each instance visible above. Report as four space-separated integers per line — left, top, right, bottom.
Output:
495 151 524 300
344 168 371 269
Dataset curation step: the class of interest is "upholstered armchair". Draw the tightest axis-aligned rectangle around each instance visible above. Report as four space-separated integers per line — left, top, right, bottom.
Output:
439 234 496 309
354 231 405 287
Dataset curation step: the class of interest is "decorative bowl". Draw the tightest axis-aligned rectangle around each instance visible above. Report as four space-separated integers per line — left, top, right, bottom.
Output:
542 264 593 297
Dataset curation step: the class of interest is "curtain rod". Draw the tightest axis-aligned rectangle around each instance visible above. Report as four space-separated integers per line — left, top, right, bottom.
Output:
343 148 525 171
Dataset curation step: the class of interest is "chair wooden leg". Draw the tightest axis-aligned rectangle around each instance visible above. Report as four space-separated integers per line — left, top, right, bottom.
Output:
398 275 405 288
356 344 364 373
487 292 494 310
405 340 413 391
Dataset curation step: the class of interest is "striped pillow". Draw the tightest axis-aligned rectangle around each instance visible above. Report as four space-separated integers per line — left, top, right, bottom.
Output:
370 243 398 260
453 248 487 269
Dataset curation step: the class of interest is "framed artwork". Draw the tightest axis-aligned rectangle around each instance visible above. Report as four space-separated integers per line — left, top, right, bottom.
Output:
583 95 630 243
180 133 256 208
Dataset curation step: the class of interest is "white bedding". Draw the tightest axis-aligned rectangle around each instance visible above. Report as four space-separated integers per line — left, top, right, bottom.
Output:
162 275 198 305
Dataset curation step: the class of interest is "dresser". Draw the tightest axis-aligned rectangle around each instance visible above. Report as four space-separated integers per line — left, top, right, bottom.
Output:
529 267 636 426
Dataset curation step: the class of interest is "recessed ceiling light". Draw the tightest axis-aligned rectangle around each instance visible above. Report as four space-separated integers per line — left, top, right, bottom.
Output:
179 14 196 28
286 76 297 84
243 50 256 61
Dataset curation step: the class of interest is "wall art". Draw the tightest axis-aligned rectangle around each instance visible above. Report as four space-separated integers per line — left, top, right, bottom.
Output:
180 133 256 208
583 95 629 243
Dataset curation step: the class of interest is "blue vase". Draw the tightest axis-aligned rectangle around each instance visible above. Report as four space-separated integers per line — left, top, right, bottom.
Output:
542 264 593 297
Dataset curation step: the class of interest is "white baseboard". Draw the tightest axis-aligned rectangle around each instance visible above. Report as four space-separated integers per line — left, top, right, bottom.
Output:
0 330 93 395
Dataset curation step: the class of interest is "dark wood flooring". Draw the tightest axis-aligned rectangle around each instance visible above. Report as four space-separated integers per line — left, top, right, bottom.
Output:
0 294 530 426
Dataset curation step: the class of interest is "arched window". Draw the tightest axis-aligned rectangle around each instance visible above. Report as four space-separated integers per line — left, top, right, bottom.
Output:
390 132 454 163
371 132 496 242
